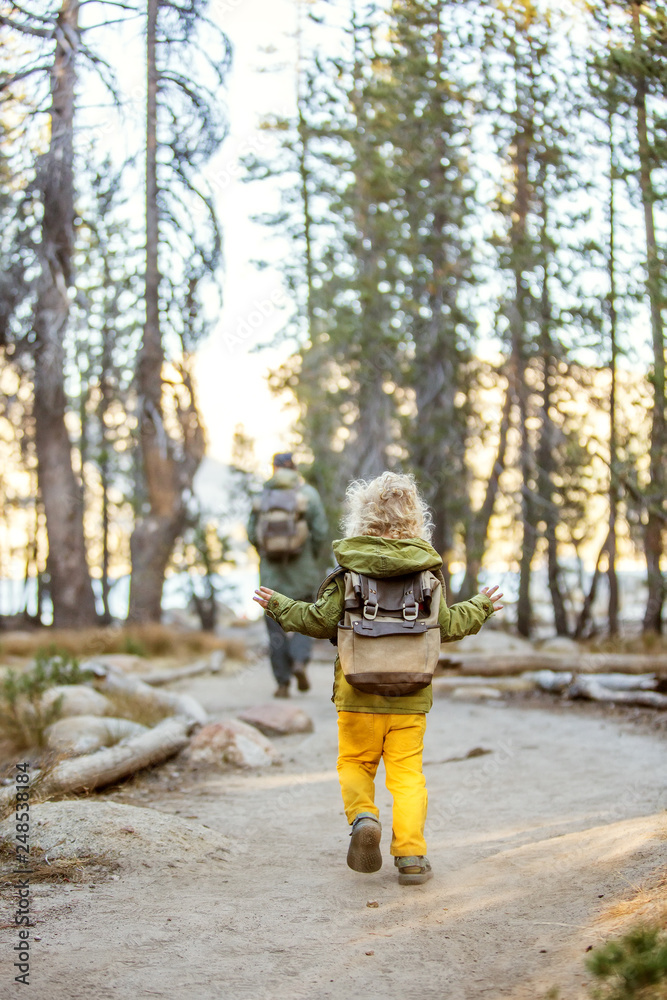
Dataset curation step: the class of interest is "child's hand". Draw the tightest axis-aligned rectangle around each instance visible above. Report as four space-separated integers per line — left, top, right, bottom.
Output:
480 585 504 612
253 586 275 609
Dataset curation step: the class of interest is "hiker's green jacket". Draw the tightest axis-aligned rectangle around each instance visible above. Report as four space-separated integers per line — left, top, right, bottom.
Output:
266 536 495 714
247 467 329 601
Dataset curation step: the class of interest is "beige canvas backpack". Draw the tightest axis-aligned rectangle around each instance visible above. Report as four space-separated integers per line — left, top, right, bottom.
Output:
254 488 309 559
337 570 442 696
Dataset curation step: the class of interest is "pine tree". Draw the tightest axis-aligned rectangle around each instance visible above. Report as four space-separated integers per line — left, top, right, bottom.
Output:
591 0 667 633
1 0 100 626
480 0 594 635
128 0 231 622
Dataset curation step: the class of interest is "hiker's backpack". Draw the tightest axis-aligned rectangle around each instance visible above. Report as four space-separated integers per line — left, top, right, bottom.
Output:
253 488 310 559
337 570 442 696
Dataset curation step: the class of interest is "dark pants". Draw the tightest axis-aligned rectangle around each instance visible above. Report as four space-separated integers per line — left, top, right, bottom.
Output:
265 616 313 686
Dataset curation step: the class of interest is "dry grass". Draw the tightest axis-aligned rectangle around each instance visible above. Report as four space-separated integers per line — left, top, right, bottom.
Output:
586 634 667 657
100 689 174 729
0 836 119 886
0 626 248 663
0 754 71 822
598 870 667 932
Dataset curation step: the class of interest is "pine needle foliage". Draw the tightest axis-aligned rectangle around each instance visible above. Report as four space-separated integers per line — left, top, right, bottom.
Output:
587 925 667 1000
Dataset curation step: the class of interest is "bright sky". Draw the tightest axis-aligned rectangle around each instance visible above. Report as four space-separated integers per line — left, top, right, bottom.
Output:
194 0 302 471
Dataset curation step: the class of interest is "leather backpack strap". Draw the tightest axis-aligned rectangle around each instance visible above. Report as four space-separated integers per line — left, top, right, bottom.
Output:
316 564 346 601
363 578 380 620
402 577 418 620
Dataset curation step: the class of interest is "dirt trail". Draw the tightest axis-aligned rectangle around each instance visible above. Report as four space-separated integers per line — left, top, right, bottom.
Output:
2 652 666 1000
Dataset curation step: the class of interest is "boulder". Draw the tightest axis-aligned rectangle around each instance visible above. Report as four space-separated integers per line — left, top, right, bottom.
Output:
237 703 314 737
0 800 231 869
184 720 281 768
41 685 112 719
45 716 148 755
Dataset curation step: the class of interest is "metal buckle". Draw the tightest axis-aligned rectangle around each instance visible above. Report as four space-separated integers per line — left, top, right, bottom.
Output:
363 602 379 620
402 604 418 621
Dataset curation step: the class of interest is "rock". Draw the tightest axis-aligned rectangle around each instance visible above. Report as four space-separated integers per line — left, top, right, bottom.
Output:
449 686 503 700
45 716 148 755
0 800 231 870
184 720 281 768
237 703 314 737
41 685 112 719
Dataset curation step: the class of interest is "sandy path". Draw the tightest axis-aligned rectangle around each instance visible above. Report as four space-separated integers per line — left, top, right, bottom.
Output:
2 653 666 1000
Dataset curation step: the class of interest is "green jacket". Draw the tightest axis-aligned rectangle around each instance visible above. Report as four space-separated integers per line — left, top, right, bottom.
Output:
266 536 494 714
247 468 329 601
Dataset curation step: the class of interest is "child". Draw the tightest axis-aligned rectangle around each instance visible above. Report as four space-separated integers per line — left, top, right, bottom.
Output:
253 471 503 885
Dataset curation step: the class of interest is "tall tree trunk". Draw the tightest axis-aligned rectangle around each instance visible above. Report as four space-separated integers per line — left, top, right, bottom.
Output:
128 0 205 622
457 384 511 601
575 530 612 640
32 0 97 627
607 109 619 635
296 0 314 341
99 268 113 626
509 121 536 638
536 176 568 635
344 9 392 481
405 0 469 587
632 5 665 633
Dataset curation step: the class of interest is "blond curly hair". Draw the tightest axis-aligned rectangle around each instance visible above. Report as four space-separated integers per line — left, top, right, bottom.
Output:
341 471 434 542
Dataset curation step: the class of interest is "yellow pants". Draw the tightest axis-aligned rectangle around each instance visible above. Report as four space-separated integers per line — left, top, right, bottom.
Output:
336 711 428 857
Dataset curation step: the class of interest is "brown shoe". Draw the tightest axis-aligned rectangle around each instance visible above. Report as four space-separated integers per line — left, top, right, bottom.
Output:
292 663 310 692
274 683 290 698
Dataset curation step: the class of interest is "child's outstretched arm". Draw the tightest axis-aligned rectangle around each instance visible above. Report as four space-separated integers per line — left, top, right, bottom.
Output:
253 581 343 639
439 583 504 642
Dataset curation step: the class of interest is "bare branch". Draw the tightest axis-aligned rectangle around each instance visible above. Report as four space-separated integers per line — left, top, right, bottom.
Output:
81 14 141 30
0 64 51 92
78 40 122 103
8 1 54 24
79 0 138 8
0 13 52 37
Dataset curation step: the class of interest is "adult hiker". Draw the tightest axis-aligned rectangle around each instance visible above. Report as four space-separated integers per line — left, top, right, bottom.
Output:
247 452 329 697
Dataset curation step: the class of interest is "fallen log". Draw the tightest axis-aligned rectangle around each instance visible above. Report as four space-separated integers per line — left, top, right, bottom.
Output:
529 670 659 694
87 663 207 725
438 652 667 677
0 717 191 814
432 675 536 692
139 651 225 687
567 675 667 709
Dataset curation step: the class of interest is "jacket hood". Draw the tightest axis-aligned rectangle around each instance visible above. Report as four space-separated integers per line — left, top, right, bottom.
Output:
265 468 303 489
332 536 442 578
